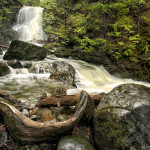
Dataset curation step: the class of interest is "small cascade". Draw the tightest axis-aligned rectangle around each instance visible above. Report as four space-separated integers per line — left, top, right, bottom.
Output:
59 59 150 95
13 6 47 44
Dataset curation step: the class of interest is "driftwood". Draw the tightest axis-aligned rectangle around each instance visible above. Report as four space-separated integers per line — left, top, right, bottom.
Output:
0 45 9 49
0 91 90 144
37 94 105 107
0 89 21 105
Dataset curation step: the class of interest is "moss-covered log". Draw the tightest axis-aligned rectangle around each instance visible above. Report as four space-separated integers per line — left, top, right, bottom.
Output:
0 91 90 144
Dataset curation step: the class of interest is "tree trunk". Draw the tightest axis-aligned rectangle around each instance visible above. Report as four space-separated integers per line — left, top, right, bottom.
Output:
0 91 90 144
37 94 105 107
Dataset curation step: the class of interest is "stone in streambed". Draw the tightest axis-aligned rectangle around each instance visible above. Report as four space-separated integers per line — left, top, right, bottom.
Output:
50 61 76 86
57 135 94 150
3 40 47 60
7 59 22 68
0 62 10 76
57 114 67 122
33 108 56 122
23 62 32 68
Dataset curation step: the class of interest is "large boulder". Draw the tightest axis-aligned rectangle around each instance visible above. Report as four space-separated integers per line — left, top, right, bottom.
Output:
3 40 47 60
93 84 150 150
0 62 10 76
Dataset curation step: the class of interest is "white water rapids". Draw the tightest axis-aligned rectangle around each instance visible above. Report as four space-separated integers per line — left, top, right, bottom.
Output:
0 6 150 106
12 6 47 44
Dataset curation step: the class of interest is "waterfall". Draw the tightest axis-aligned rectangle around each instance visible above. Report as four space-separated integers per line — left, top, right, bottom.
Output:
12 6 47 44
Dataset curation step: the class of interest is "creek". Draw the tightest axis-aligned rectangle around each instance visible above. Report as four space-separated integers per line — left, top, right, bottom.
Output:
0 6 150 106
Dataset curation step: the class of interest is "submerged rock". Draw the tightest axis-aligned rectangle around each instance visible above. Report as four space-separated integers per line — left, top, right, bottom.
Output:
57 135 94 150
7 59 22 68
3 40 47 60
93 83 150 150
0 62 10 76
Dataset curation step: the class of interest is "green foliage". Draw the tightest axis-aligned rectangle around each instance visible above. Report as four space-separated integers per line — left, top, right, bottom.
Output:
41 0 150 63
18 0 41 6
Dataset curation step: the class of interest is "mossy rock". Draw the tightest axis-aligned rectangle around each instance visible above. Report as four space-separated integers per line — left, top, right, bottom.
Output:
93 83 150 150
3 40 47 60
0 62 10 76
57 135 94 150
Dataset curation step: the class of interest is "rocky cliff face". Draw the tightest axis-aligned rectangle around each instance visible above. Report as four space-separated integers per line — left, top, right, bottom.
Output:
0 0 22 46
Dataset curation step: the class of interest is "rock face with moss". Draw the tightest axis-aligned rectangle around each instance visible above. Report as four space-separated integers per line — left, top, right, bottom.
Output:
93 84 150 150
49 61 76 86
0 62 10 76
3 40 47 60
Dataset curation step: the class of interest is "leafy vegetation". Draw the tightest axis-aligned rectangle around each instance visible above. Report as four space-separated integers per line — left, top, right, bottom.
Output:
41 0 150 64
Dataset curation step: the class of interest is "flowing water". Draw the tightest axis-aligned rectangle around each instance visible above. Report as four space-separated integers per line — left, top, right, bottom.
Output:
0 6 150 106
12 6 47 44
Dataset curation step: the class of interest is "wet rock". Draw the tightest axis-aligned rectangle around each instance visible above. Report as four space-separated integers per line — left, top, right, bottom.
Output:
29 63 52 74
30 115 39 121
35 108 56 122
93 84 150 150
22 109 29 117
50 61 76 86
0 62 10 76
3 40 47 60
57 114 67 122
57 135 94 150
23 62 32 68
29 61 76 86
7 59 22 68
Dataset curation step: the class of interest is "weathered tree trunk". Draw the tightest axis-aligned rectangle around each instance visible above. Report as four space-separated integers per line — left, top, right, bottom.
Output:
37 94 105 107
0 91 90 144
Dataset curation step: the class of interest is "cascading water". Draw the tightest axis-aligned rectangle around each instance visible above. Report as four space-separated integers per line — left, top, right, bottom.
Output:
12 6 47 44
0 6 150 106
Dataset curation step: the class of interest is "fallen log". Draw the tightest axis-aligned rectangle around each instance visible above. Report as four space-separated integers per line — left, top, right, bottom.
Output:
0 90 21 105
0 91 90 144
37 94 105 107
0 45 9 49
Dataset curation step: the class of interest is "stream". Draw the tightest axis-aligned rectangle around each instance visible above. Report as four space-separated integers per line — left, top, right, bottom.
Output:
0 6 150 107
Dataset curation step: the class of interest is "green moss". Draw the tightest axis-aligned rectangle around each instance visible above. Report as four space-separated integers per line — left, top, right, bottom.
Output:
94 109 125 150
72 135 94 150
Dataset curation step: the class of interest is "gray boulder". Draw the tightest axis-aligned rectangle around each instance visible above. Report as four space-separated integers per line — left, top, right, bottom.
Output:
7 59 22 68
0 62 10 76
57 135 94 150
93 83 150 150
3 40 47 60
50 61 76 86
